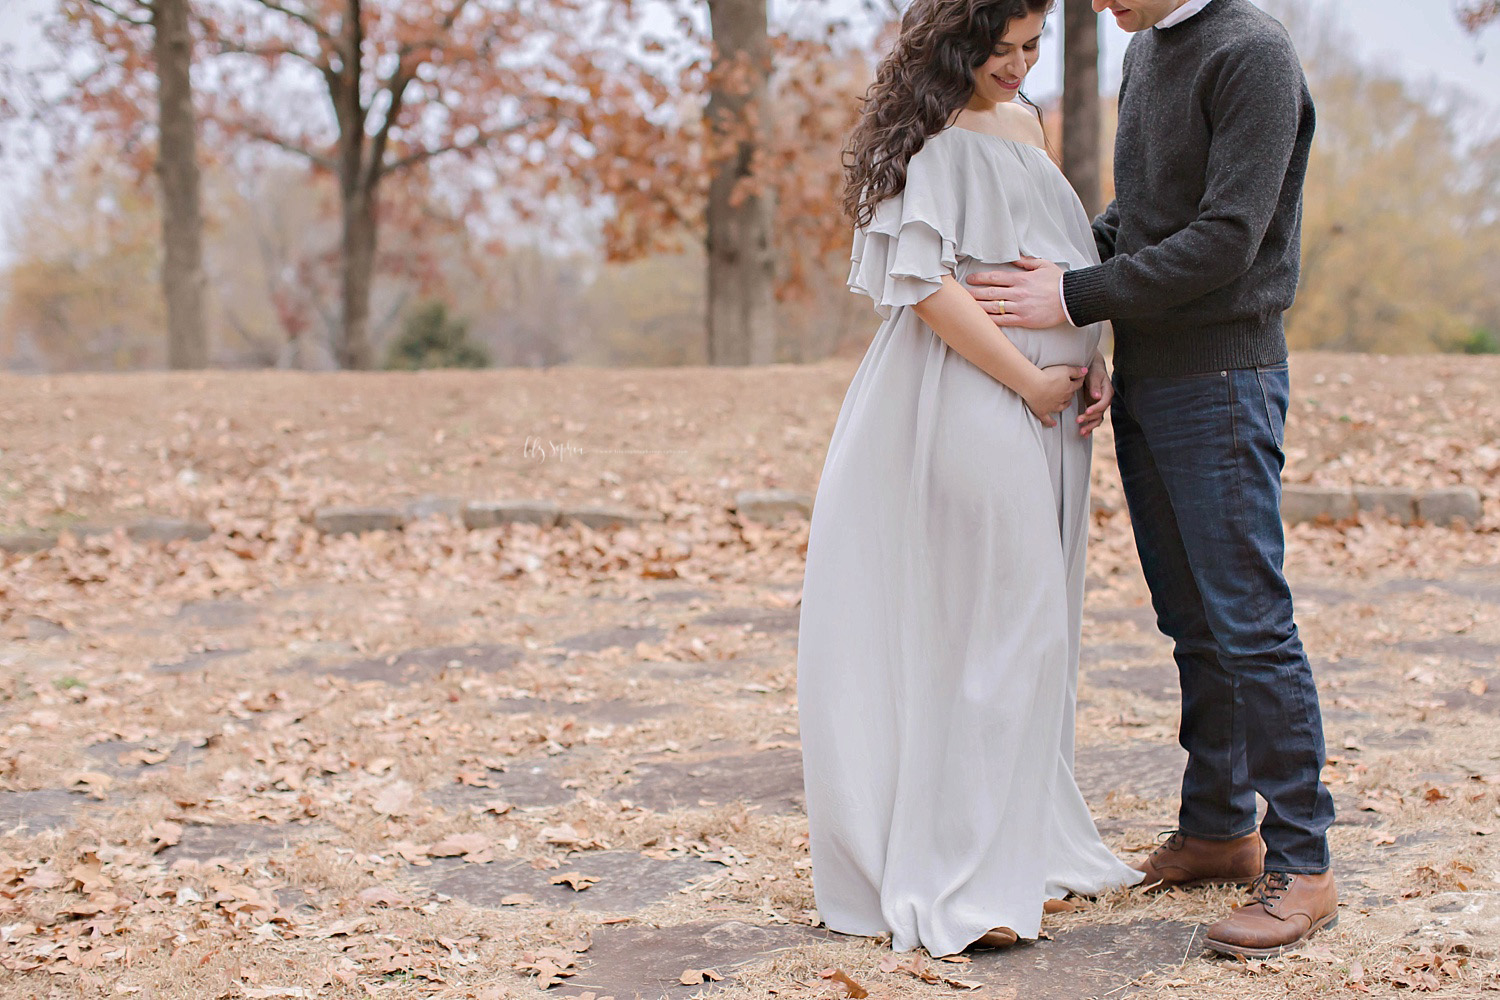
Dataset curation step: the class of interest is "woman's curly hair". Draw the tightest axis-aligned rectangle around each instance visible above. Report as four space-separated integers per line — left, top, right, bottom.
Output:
842 0 1052 228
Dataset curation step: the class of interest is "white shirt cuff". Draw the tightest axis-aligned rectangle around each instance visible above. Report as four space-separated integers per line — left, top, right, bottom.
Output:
1058 274 1077 327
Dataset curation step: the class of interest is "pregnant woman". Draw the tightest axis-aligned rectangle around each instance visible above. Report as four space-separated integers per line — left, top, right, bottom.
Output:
796 0 1142 957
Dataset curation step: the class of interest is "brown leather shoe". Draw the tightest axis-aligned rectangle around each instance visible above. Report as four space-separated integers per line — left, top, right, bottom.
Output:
1204 871 1339 958
1133 830 1265 892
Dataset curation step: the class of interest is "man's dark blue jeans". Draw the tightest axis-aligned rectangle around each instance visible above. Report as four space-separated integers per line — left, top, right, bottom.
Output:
1110 360 1336 874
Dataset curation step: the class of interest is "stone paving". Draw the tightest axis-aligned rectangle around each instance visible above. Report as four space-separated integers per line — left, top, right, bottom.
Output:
0 788 89 835
418 851 727 914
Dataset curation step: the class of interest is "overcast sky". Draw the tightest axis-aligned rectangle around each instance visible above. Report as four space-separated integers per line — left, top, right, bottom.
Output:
0 0 1496 263
1013 0 1498 104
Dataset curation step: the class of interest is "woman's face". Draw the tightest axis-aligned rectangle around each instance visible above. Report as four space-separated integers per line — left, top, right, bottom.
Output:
971 9 1046 104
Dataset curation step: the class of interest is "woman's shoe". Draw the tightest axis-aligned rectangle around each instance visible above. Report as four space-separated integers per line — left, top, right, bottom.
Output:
1043 898 1082 914
972 926 1019 949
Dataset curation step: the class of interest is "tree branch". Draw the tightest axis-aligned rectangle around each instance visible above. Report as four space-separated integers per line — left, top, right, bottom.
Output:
213 38 322 69
1457 1 1500 33
382 116 543 174
248 129 336 171
242 0 336 44
383 139 477 174
391 0 475 62
84 0 152 27
365 63 413 190
361 0 489 188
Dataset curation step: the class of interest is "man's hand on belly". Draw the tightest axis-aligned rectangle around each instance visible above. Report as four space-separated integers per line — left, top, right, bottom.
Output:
965 258 1067 330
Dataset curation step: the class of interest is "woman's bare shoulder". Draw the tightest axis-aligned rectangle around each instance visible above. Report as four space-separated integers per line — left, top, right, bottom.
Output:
950 103 1047 149
997 101 1047 148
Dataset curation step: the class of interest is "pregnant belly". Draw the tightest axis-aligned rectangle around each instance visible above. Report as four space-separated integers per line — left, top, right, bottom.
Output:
956 258 1099 369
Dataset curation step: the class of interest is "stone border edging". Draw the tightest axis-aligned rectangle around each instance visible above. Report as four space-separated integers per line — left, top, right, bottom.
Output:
312 499 665 536
1281 485 1482 527
0 486 1484 555
731 490 813 525
0 517 214 554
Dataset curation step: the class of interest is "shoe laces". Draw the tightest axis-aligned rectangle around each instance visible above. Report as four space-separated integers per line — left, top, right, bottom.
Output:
1154 829 1186 853
1250 871 1295 908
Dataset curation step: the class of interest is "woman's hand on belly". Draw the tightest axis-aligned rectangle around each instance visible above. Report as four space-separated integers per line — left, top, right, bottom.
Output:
1022 364 1089 428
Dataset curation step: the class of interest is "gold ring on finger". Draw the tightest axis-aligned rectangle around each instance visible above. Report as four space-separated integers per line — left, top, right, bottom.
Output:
998 299 1008 315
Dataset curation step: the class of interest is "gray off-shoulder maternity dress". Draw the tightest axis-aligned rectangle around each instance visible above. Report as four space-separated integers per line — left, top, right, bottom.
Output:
795 125 1143 958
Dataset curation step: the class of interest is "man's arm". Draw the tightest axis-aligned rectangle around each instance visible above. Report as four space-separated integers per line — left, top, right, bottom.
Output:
1091 199 1121 263
1061 199 1123 321
1090 38 1129 265
1061 40 1310 329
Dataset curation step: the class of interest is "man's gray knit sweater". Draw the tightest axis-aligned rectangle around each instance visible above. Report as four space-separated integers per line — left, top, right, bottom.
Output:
1061 0 1315 377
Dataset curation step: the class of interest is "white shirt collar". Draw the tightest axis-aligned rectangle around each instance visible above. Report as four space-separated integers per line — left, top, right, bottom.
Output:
1156 0 1215 29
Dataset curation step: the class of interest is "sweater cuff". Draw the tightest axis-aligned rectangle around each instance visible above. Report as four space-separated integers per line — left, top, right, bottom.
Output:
1062 265 1112 328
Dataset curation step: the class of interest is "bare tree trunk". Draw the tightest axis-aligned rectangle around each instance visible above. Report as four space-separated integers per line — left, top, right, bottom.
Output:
339 189 377 369
1062 0 1102 217
328 0 377 369
152 0 207 368
705 0 776 366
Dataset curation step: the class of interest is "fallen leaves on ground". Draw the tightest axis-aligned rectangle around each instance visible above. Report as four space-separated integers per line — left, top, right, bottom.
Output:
548 871 600 891
2 362 1499 998
818 967 868 997
540 821 609 850
513 946 586 989
876 953 984 990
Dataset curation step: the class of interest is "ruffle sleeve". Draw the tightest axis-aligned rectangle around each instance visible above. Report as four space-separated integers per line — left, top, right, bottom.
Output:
848 217 953 320
846 132 1028 320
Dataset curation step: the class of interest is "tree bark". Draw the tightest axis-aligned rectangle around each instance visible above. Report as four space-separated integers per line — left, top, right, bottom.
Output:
331 0 376 369
151 0 208 368
1062 0 1102 218
705 0 776 366
339 189 378 370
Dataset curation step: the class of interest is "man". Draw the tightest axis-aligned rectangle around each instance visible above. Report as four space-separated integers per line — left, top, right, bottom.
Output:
964 0 1338 957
